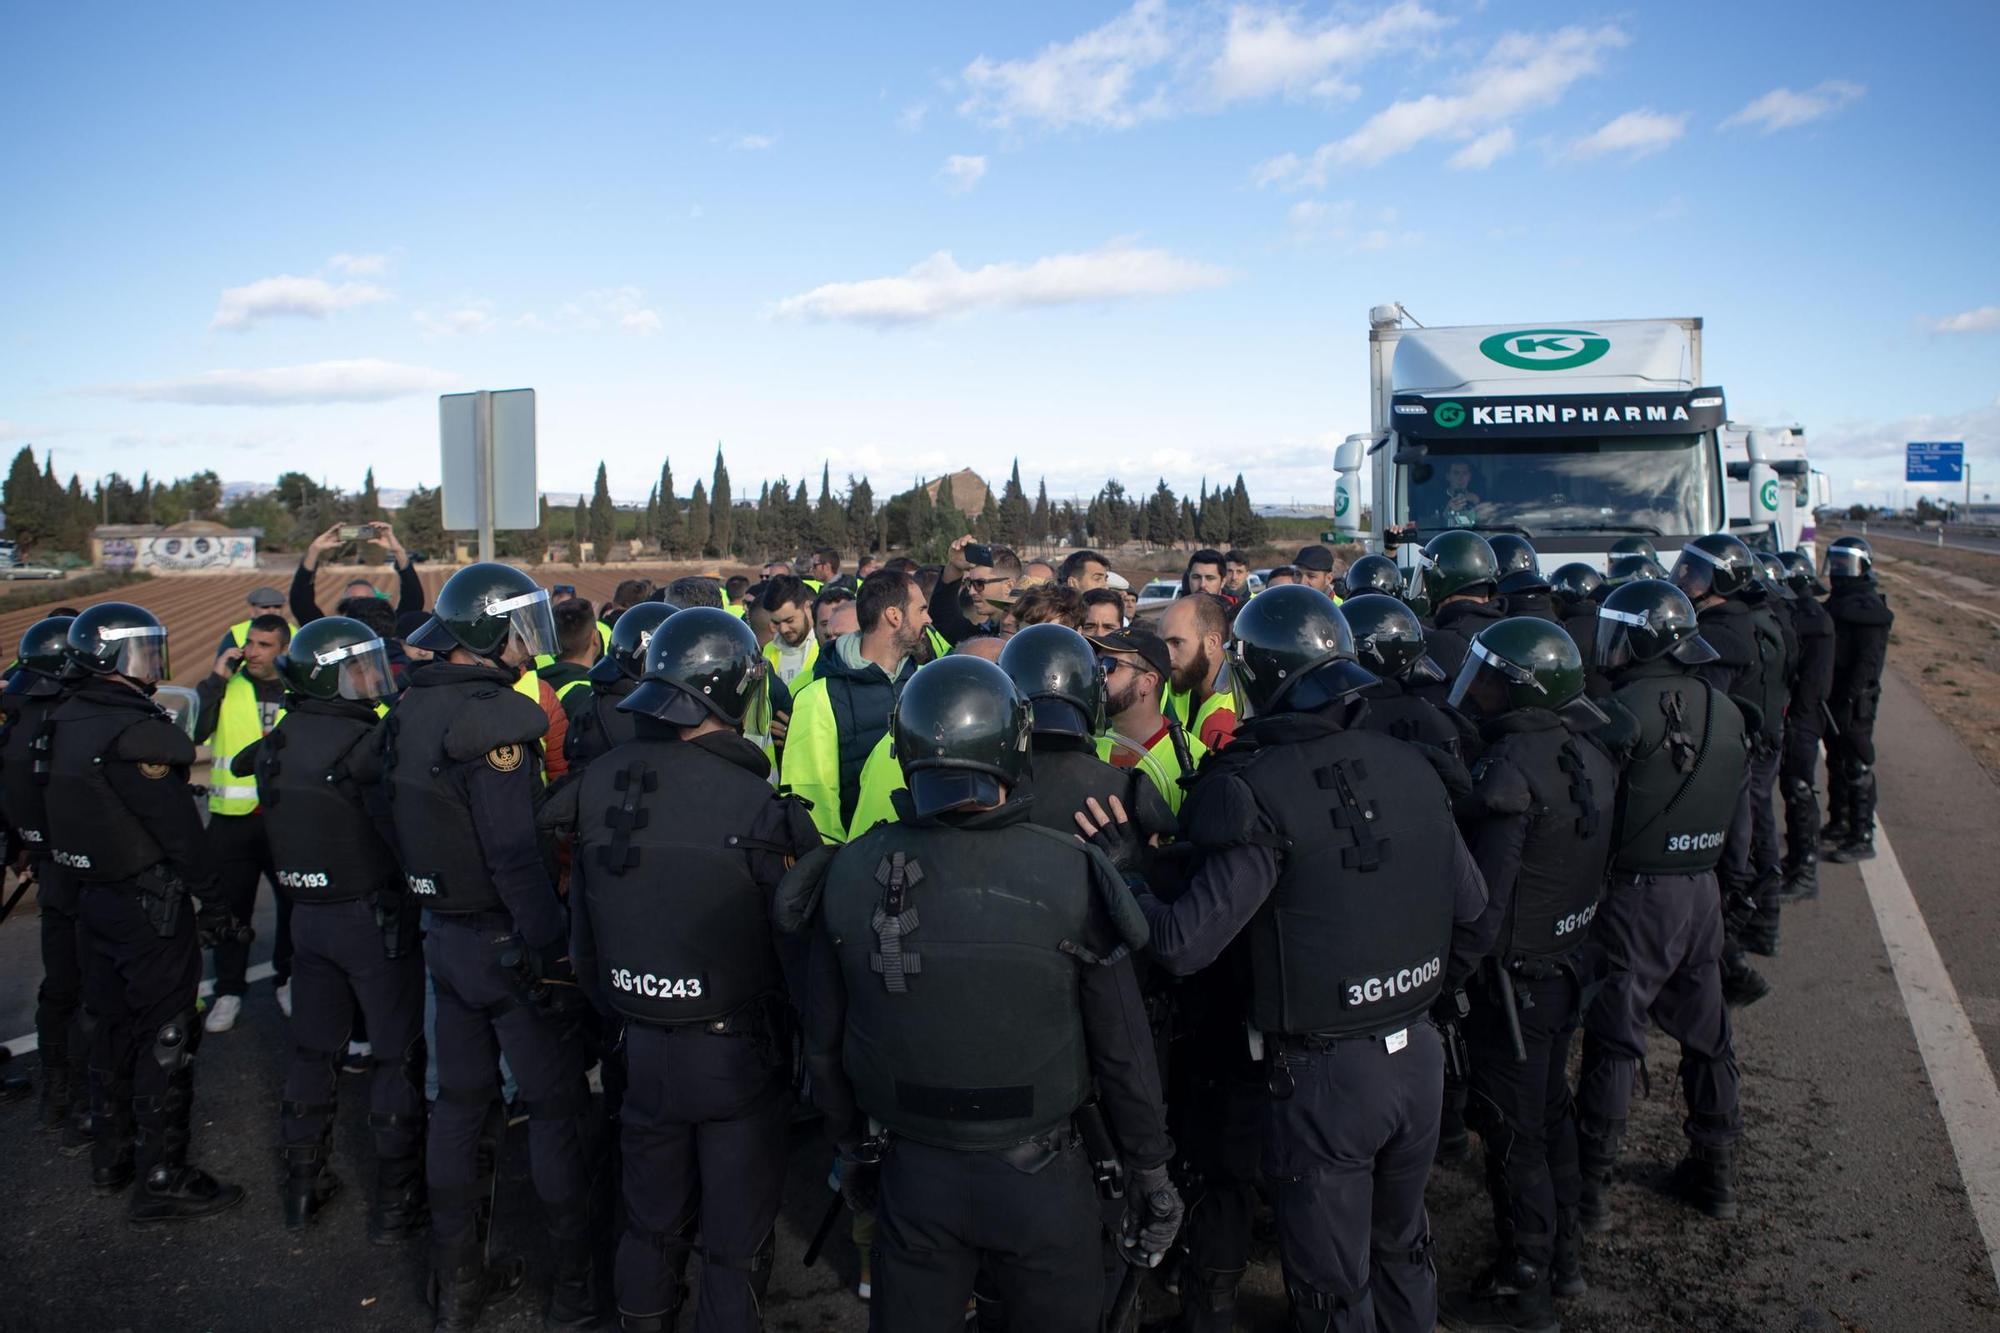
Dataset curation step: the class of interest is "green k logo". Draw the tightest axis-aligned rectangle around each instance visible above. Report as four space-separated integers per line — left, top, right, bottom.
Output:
1760 478 1779 512
1479 328 1611 372
1434 401 1466 429
1334 490 1351 517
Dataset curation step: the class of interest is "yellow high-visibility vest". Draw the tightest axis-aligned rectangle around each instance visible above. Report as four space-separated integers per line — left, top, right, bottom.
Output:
208 673 268 815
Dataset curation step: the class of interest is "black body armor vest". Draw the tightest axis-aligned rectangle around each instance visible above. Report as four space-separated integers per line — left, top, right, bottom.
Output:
383 674 533 912
256 703 401 904
1481 720 1617 957
44 691 169 882
1606 669 1748 874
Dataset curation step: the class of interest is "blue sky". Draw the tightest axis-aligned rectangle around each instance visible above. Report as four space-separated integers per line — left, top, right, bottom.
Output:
3 1 1996 511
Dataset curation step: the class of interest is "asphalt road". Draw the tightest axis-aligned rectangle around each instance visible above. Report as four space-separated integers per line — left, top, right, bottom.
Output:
2 669 1998 1331
1852 523 2000 557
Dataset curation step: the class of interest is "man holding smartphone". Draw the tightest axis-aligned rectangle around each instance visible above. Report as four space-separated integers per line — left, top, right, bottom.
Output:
928 535 1020 646
289 521 425 627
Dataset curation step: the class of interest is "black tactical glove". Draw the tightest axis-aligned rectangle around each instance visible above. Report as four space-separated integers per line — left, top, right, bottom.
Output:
1076 795 1143 876
1118 1162 1184 1268
194 896 251 948
837 1149 880 1214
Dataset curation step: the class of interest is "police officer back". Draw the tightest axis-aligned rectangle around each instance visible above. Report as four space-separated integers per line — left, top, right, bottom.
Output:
231 616 426 1239
564 602 676 776
543 608 820 1332
382 562 596 1331
1439 618 1618 1332
45 603 245 1223
782 655 1182 1332
1575 579 1749 1232
1822 537 1893 863
1100 585 1491 1332
1342 593 1470 761
1774 552 1834 900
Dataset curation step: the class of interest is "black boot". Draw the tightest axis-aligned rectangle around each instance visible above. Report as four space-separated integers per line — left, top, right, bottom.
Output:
369 1154 430 1244
1719 941 1771 1008
37 1061 71 1131
90 1091 134 1194
281 1143 342 1230
1739 875 1782 957
128 1070 245 1225
1670 1142 1739 1220
431 1257 528 1333
1777 863 1819 903
544 1234 598 1330
617 1288 684 1333
1576 1120 1623 1235
1441 1261 1559 1333
61 1103 100 1158
1161 1266 1244 1333
1551 1210 1586 1299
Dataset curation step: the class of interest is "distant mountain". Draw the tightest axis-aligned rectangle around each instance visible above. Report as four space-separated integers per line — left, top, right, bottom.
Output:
221 480 276 500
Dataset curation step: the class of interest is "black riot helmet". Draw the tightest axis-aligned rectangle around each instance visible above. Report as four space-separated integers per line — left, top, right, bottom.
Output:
1228 584 1375 717
618 607 765 728
66 602 169 684
1339 593 1444 684
591 601 676 685
1341 554 1405 600
1776 550 1828 596
1595 578 1719 672
1447 617 1604 723
1488 534 1549 596
1754 551 1793 601
998 623 1104 739
407 562 557 662
1670 533 1757 602
1604 552 1666 588
1610 535 1661 564
278 615 396 703
1548 563 1604 608
17 615 76 676
891 655 1032 817
1418 530 1500 604
1826 535 1873 579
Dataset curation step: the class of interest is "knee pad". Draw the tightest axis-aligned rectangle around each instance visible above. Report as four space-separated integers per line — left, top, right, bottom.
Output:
700 1231 775 1299
151 1009 199 1073
1286 1276 1366 1332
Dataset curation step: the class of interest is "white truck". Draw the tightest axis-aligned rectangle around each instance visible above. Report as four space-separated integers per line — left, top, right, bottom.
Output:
1720 423 1820 561
1330 308 1728 577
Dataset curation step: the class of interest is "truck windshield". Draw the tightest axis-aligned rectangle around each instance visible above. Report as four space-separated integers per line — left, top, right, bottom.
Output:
1407 434 1716 539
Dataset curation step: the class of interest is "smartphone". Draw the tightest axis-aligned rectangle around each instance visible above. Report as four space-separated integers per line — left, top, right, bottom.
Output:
337 524 369 542
963 542 995 568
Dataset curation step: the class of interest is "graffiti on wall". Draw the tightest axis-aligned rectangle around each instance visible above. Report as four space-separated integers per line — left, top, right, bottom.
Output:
102 536 257 573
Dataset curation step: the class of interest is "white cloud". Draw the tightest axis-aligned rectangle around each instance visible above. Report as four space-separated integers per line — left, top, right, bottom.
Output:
413 301 498 337
508 287 663 336
326 252 390 277
1446 126 1514 169
958 0 1178 130
1722 80 1864 133
1933 306 2000 334
1255 24 1626 184
210 274 393 331
620 309 663 336
717 132 777 151
773 242 1234 326
1567 108 1686 161
95 359 457 406
1285 198 1417 251
941 154 988 194
897 103 929 132
1207 0 1447 104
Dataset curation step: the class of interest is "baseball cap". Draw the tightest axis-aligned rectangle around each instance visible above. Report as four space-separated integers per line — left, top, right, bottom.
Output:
1104 571 1131 591
247 585 286 608
1088 627 1171 681
1293 545 1335 573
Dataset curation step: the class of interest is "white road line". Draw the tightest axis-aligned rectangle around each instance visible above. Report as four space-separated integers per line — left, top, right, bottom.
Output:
3 960 276 1057
1858 826 2000 1292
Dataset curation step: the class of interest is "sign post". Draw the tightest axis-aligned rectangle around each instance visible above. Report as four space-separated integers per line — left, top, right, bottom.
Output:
441 389 539 561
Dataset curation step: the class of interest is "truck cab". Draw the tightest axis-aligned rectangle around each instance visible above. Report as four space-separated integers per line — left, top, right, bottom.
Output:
1721 422 1816 560
1337 308 1729 578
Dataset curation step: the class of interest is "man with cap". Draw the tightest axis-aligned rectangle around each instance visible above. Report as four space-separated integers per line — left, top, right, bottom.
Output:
779 655 1182 1332
1292 545 1340 597
543 608 820 1331
217 584 293 655
288 521 426 630
1091 625 1205 816
1082 585 1491 1332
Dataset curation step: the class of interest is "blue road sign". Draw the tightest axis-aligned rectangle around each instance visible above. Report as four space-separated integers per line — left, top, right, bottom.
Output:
1907 441 1965 482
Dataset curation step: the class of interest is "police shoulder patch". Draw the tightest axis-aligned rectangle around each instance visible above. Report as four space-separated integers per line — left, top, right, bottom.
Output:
486 743 525 773
137 761 171 780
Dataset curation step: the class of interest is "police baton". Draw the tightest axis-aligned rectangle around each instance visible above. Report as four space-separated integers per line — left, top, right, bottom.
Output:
1489 959 1528 1065
801 1187 845 1268
0 872 33 928
1106 1261 1144 1331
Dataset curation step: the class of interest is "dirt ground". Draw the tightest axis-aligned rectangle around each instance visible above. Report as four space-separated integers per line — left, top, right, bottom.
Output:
1824 527 2000 781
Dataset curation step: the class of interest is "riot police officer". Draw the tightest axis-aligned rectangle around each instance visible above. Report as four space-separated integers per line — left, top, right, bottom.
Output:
1546 565 1603 620
230 616 426 1238
1576 580 1748 1230
1342 594 1465 759
781 656 1182 1332
1093 585 1492 1332
1823 537 1892 862
385 563 597 1331
564 601 676 774
1774 552 1834 899
1489 536 1561 624
544 608 819 1331
1340 553 1406 601
1440 619 1617 1332
2 616 88 1144
1669 534 1784 997
1417 531 1507 683
45 603 245 1222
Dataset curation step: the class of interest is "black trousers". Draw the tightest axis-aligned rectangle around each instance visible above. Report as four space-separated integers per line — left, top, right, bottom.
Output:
207 812 291 993
1168 1019 1265 1291
1263 1023 1443 1333
35 864 86 1087
872 1135 1103 1333
425 913 593 1270
616 1021 790 1330
1780 713 1825 868
1721 743 1782 893
78 882 204 1173
281 899 426 1163
1465 970 1581 1270
1577 871 1740 1147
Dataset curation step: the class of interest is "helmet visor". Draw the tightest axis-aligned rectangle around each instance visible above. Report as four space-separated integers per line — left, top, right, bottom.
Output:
312 636 395 702
1668 548 1718 603
1446 638 1538 717
1594 605 1646 672
101 623 169 684
1826 548 1867 578
490 587 558 660
1408 653 1447 684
